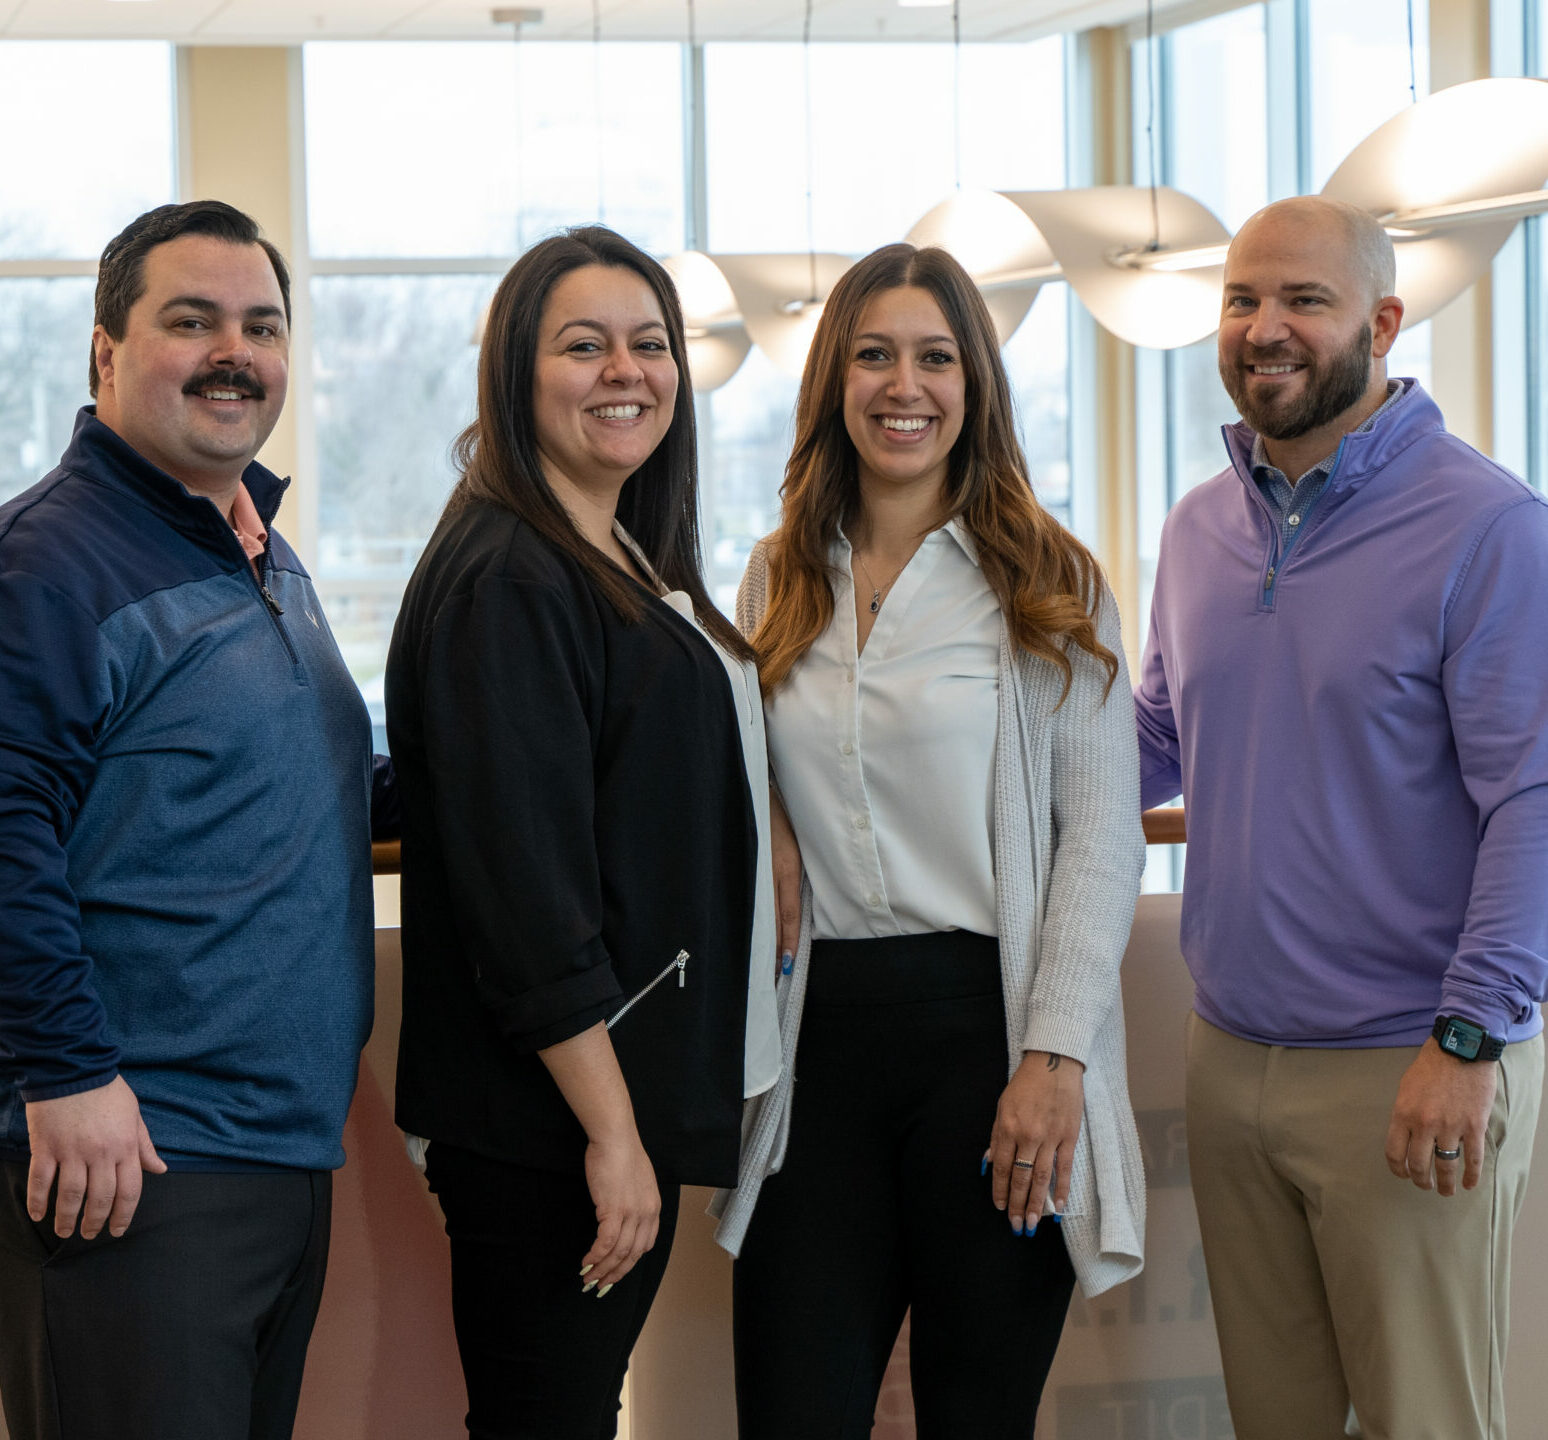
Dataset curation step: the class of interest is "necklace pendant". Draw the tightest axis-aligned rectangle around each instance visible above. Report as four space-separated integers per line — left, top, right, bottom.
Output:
869 589 881 614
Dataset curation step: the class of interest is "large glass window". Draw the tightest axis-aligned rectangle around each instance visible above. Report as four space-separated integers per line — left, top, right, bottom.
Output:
303 41 686 741
1133 6 1271 635
1131 7 1272 893
305 42 684 259
0 42 176 503
1306 0 1432 385
701 39 1070 606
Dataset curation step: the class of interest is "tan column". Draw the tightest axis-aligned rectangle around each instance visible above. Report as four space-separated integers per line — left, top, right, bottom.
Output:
1425 0 1494 454
177 46 309 543
1079 28 1141 668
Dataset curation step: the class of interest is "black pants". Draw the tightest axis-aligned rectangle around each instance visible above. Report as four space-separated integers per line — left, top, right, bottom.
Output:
0 1162 331 1440
424 1142 681 1440
734 932 1076 1440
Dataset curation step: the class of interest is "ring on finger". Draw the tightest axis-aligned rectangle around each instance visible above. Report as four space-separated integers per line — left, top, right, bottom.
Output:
1433 1143 1462 1161
1012 1158 1036 1170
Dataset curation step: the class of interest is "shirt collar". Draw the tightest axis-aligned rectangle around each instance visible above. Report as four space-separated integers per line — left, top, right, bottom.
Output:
1249 378 1404 484
228 481 268 562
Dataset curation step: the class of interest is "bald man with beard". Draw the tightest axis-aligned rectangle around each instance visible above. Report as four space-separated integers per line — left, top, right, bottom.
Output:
1134 196 1548 1439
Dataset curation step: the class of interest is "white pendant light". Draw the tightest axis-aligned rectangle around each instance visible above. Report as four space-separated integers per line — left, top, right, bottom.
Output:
661 251 752 392
657 0 751 393
903 7 1055 345
1002 186 1231 351
906 188 1058 344
713 253 856 380
1321 78 1548 326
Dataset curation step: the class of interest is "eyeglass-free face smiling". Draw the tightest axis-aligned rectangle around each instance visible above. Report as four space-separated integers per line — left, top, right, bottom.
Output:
532 264 679 505
92 234 289 498
842 285 966 506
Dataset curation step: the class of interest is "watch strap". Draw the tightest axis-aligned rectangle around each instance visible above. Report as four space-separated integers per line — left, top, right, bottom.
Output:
1432 1014 1506 1062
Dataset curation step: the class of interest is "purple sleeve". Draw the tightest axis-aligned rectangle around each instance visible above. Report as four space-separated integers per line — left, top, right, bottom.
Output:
1438 495 1548 1036
0 571 121 1100
1133 577 1184 812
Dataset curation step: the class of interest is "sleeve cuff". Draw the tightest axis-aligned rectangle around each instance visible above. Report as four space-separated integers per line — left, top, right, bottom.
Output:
19 1068 120 1105
1437 984 1525 1041
486 962 625 1056
1021 1011 1100 1069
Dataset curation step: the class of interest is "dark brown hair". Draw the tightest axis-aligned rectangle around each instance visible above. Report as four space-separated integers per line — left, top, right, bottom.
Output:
754 242 1116 701
91 200 291 396
450 225 751 660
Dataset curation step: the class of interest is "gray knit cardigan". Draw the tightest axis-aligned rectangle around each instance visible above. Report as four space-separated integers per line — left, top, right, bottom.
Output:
710 536 1148 1298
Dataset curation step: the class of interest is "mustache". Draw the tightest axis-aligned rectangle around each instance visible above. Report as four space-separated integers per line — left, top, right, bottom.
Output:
183 369 266 400
1239 345 1312 367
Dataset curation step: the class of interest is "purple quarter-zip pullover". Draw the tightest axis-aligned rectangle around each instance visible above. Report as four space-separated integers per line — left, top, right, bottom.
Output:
1135 381 1548 1048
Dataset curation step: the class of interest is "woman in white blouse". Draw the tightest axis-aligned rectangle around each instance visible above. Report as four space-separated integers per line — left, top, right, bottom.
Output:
713 243 1147 1439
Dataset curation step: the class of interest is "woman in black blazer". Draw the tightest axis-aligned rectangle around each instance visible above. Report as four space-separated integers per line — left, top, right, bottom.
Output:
385 226 779 1440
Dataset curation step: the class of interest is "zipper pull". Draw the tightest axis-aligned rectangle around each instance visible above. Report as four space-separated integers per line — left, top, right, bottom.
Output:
676 949 689 987
1263 567 1275 592
261 584 285 616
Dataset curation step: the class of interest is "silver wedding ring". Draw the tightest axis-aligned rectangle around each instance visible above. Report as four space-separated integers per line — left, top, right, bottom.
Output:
1434 1144 1463 1160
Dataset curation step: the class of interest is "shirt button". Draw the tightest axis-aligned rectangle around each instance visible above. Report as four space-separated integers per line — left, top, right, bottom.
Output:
841 742 854 755
866 892 883 908
853 815 870 831
1288 514 1301 526
844 668 854 683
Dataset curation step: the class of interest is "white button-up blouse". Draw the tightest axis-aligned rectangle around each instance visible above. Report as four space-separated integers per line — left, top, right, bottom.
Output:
764 520 1002 941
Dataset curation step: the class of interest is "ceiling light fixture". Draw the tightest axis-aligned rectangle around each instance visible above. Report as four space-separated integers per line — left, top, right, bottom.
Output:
1322 78 1548 324
659 0 752 392
718 0 850 377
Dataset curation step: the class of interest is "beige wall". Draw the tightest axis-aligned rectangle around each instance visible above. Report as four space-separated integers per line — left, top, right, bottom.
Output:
177 46 308 548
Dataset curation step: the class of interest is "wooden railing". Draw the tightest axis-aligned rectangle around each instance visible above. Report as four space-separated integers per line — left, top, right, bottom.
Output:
370 809 1185 877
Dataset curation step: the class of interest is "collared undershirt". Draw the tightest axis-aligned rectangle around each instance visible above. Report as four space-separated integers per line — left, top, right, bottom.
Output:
1250 379 1403 552
228 482 267 576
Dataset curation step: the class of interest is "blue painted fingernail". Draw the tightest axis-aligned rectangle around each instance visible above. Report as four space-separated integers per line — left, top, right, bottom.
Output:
1011 1220 1023 1235
980 1155 989 1176
780 952 793 975
1027 1223 1038 1237
1051 1214 1064 1226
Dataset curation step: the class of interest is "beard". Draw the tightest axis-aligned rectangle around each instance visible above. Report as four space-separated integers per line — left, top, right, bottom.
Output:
1221 322 1373 441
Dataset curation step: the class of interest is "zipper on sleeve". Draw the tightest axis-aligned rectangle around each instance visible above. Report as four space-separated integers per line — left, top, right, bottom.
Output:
606 949 690 1030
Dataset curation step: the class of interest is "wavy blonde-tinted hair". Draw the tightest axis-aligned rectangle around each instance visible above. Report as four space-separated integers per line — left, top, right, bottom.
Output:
752 243 1115 702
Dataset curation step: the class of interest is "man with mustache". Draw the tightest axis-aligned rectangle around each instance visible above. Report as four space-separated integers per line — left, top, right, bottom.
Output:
0 201 386 1440
1135 195 1547 1439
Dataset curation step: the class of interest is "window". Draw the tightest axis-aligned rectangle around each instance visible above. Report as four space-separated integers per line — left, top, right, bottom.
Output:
1131 6 1272 893
1133 5 1271 626
1306 0 1433 386
701 39 1070 607
0 42 176 502
302 41 686 744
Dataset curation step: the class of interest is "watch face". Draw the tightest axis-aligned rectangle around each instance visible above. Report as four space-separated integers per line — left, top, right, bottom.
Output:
1439 1017 1485 1060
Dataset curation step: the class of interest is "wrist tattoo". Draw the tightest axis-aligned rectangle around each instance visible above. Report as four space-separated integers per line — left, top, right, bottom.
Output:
1046 1054 1062 1072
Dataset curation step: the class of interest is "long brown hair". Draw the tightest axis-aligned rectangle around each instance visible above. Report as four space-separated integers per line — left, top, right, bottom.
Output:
451 225 751 661
753 242 1116 701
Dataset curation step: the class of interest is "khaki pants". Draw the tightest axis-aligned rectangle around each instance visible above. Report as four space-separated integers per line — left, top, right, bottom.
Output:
1185 1013 1543 1440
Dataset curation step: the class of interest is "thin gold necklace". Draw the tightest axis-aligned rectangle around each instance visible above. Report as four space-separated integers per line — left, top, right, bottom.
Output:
853 545 919 615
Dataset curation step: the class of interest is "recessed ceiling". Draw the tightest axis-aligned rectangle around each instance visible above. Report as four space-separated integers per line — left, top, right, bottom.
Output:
1 0 1206 45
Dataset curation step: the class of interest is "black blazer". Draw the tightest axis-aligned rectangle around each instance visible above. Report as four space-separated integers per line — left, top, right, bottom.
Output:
386 499 755 1187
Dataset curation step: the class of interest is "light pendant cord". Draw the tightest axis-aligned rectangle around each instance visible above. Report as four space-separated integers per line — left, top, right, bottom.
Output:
511 18 526 252
1406 0 1417 104
1145 0 1160 251
803 0 818 304
593 0 607 223
952 0 962 191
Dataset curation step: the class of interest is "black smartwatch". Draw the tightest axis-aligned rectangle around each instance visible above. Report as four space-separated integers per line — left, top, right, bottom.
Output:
1432 1014 1506 1062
